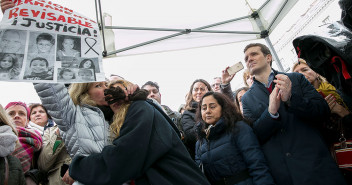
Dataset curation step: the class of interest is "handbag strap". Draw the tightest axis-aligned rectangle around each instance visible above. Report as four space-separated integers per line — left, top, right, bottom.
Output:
4 157 9 185
338 120 347 148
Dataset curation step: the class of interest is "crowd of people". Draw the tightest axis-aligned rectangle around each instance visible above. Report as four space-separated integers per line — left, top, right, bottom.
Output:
1 0 352 185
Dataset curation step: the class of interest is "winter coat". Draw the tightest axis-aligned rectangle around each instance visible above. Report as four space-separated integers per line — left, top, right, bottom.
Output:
34 83 109 158
0 156 25 185
195 119 275 185
241 70 346 185
162 104 184 138
0 125 25 185
181 102 198 159
293 21 352 97
70 100 210 185
220 83 234 102
38 125 71 185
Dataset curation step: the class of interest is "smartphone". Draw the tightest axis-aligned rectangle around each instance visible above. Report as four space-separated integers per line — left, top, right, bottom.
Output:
227 62 244 75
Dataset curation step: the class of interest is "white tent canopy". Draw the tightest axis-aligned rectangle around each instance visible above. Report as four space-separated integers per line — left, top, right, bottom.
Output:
95 0 298 72
46 0 298 71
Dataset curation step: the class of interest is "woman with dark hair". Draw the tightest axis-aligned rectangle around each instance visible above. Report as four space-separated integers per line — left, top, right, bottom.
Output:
233 87 250 115
28 104 55 136
182 79 212 159
195 92 274 185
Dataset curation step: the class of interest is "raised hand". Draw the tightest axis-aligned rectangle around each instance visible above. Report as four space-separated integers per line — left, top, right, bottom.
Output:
1 0 15 13
221 67 235 85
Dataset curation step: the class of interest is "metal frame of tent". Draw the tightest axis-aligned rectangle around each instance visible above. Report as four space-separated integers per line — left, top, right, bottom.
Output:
93 0 293 72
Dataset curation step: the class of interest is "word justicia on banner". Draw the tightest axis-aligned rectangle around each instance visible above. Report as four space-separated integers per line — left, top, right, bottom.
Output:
0 0 105 83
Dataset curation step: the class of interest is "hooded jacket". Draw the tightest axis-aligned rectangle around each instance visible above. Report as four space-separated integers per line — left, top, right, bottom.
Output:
293 22 352 97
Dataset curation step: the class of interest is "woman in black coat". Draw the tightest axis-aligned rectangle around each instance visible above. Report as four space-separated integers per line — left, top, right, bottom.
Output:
195 92 275 185
69 80 210 185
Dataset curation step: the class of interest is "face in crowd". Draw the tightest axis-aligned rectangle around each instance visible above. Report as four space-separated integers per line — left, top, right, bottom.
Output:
192 82 209 102
244 46 272 76
212 78 221 92
30 105 49 127
236 89 247 115
88 82 109 107
143 85 161 104
201 94 222 125
293 62 318 84
6 105 28 127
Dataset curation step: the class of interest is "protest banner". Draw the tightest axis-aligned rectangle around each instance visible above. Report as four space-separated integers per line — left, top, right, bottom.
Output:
0 0 105 82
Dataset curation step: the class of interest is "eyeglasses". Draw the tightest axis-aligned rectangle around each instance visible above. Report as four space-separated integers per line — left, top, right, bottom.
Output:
193 87 207 92
211 83 220 87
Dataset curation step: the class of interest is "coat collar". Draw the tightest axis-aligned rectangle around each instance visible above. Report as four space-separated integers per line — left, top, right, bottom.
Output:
207 118 227 139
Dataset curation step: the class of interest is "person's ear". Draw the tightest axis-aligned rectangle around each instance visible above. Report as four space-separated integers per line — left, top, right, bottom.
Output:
266 54 272 64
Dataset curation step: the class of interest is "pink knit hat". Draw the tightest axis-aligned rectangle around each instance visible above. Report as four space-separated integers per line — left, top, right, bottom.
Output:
4 101 30 119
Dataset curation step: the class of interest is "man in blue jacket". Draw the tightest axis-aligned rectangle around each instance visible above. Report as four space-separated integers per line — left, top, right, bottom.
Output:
241 43 346 185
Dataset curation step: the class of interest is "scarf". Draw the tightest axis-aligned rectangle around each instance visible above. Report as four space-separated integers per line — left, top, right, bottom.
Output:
12 126 42 173
0 125 17 157
317 82 349 110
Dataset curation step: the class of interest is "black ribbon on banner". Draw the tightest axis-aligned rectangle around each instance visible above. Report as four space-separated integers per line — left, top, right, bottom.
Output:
84 37 99 55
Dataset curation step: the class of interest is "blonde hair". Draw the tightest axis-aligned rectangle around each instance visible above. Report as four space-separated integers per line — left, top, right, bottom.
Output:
242 69 251 87
68 83 98 106
0 104 17 136
108 80 133 138
292 58 327 84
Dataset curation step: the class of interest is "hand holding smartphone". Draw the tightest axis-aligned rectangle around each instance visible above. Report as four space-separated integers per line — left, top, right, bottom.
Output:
227 62 244 75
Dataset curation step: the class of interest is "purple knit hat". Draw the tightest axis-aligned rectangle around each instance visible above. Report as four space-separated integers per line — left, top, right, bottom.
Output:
4 101 30 119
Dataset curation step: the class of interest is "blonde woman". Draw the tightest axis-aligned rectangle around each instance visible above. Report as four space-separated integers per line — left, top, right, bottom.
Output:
293 58 352 183
0 104 25 185
33 81 137 185
292 58 351 118
69 80 210 185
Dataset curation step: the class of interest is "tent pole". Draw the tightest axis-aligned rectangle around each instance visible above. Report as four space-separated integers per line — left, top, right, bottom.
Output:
265 37 284 72
96 0 107 56
252 11 284 72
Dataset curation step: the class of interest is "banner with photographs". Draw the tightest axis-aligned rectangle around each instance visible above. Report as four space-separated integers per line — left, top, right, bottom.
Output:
0 0 105 83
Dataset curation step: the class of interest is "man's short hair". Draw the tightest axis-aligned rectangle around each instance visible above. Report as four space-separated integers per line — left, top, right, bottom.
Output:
244 43 272 66
141 81 159 91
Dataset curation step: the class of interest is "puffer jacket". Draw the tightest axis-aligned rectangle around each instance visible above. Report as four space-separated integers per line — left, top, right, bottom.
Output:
195 119 274 185
34 83 109 158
